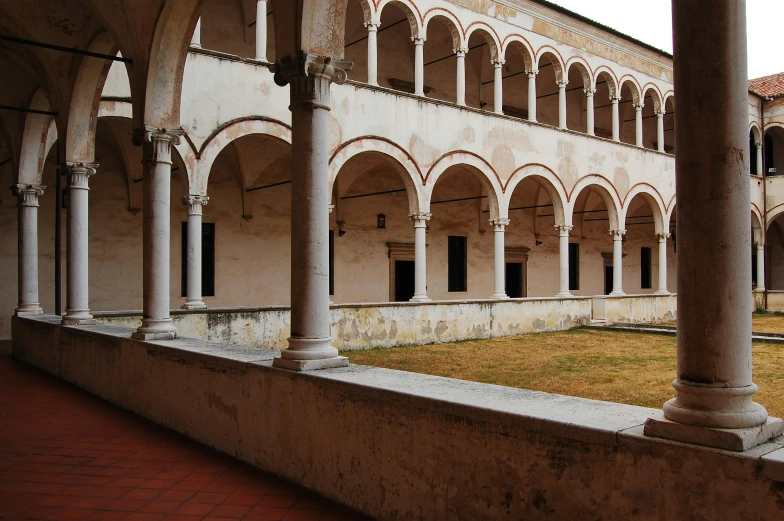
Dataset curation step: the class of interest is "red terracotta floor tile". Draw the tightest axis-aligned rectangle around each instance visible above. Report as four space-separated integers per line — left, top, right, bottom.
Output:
0 358 373 521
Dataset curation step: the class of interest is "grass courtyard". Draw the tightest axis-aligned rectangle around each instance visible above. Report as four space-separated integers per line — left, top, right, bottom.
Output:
664 312 784 334
345 328 784 418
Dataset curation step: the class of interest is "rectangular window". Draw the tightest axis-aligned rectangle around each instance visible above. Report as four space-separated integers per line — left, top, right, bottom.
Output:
568 242 580 290
181 222 215 297
448 236 467 292
641 247 652 289
329 230 335 296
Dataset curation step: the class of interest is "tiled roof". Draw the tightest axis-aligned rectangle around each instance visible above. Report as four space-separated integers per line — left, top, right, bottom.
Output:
749 72 784 98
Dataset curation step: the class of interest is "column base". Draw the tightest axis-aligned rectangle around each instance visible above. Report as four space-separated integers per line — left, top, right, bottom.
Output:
492 292 510 300
654 289 670 295
644 413 784 452
556 291 573 297
15 305 43 316
367 82 379 87
182 300 207 310
457 102 467 107
609 290 626 296
272 356 349 371
410 295 431 303
132 319 178 341
62 309 94 326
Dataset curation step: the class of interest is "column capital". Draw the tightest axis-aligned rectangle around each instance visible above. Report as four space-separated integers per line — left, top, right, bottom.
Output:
12 184 45 207
610 96 621 103
491 58 505 67
490 218 510 229
364 20 380 30
755 141 763 150
328 204 335 214
754 240 765 248
182 195 208 215
274 52 353 110
655 109 665 117
525 69 538 76
411 35 426 44
633 102 644 110
583 88 596 96
656 232 671 240
65 162 98 190
610 229 627 238
454 47 468 56
557 79 569 88
409 212 431 227
555 224 573 235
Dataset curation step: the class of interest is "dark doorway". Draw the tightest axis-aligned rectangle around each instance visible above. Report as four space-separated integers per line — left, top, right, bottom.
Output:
506 262 524 298
394 260 415 302
604 266 613 295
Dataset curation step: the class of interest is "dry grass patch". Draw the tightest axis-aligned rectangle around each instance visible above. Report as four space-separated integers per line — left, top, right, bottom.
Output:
663 313 784 334
345 329 784 418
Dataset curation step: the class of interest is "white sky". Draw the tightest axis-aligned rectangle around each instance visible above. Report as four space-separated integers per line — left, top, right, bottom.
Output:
547 0 784 79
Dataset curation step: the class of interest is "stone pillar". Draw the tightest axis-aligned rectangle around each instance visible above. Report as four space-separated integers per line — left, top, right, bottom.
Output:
493 60 504 114
527 71 537 122
556 224 573 297
272 54 351 370
255 0 267 61
634 103 644 147
610 229 625 296
410 212 431 302
585 88 595 136
62 163 97 325
558 80 568 129
13 184 45 316
645 0 783 450
491 219 509 299
413 36 425 96
455 48 467 106
611 97 620 141
756 142 763 176
182 195 208 310
191 17 201 48
656 110 665 152
656 233 670 294
365 20 379 86
756 241 766 291
132 129 183 340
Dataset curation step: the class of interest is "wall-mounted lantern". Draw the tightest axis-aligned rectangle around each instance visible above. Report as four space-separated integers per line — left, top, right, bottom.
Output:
377 213 386 229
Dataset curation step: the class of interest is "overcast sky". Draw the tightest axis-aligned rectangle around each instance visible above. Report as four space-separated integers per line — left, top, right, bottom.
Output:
547 0 783 79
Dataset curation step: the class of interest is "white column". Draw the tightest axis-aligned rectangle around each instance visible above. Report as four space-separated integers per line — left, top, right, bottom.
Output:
413 36 425 96
13 184 45 315
656 110 665 152
611 97 620 141
493 59 504 114
272 55 351 370
634 103 644 147
491 218 510 299
191 17 201 48
558 80 568 129
756 241 766 291
585 88 596 136
527 71 537 122
182 195 208 310
132 129 182 340
410 212 431 302
455 48 467 106
255 0 267 61
656 233 670 294
556 224 573 297
365 21 379 86
756 142 763 176
610 229 625 296
62 163 97 325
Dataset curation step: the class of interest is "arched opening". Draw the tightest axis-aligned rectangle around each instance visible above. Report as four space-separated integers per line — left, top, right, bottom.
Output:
376 2 416 93
571 186 620 295
422 16 460 104
506 176 566 296
765 126 784 176
593 71 616 139
331 152 418 302
464 29 498 111
429 164 497 298
641 89 660 150
199 0 257 58
619 80 640 146
535 52 562 127
750 126 761 176
501 42 534 120
343 0 370 83
624 193 662 293
565 62 590 133
765 212 784 289
663 96 675 153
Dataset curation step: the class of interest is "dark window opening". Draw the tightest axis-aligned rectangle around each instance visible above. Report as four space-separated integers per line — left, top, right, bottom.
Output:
752 252 758 287
448 236 467 292
181 222 215 297
604 266 613 295
505 263 524 298
568 243 580 291
765 133 775 175
750 132 758 175
641 247 652 289
394 260 415 302
329 230 335 296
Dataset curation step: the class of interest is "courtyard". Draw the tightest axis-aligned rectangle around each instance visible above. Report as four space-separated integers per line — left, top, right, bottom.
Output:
345 325 784 418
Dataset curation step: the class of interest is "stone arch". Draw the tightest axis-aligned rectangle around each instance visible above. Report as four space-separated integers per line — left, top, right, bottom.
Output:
565 57 593 90
642 84 663 112
423 9 464 50
464 23 501 61
424 151 503 219
18 89 57 186
766 203 784 231
192 117 292 196
569 175 622 229
663 92 675 111
504 164 568 226
536 47 565 82
619 76 642 104
594 66 618 98
354 0 376 24
144 0 205 129
501 36 535 71
752 206 764 243
621 184 667 235
329 137 424 215
376 0 423 37
750 122 762 144
65 31 116 163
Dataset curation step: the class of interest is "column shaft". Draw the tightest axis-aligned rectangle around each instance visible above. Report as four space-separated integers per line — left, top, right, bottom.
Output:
191 17 201 48
585 89 595 136
635 104 644 147
414 37 425 96
455 49 466 106
610 230 625 296
14 185 45 315
556 225 572 296
756 242 766 291
657 111 665 152
558 81 567 129
493 60 504 114
255 0 267 61
183 196 208 309
611 97 620 141
527 72 537 122
366 22 379 86
756 143 763 176
62 164 97 325
656 234 670 294
491 219 509 299
410 213 431 302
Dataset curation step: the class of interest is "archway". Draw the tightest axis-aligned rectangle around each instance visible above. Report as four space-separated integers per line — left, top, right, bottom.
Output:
619 79 641 146
464 27 500 111
623 192 666 293
565 60 591 133
375 1 417 93
501 40 535 120
422 13 461 104
765 126 784 176
593 69 617 139
535 51 563 127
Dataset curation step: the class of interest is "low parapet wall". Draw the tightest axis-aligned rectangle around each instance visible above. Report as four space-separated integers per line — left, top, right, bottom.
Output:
11 315 784 521
593 293 678 324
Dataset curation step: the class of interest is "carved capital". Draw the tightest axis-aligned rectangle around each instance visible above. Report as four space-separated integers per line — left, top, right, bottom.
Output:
492 59 505 67
557 80 569 88
655 109 665 117
65 163 98 190
610 229 627 238
755 141 763 149
136 127 184 166
490 218 510 230
656 232 671 241
610 96 621 103
525 69 538 76
182 195 208 215
12 184 45 207
411 36 426 44
633 102 644 110
754 240 765 248
454 47 468 56
364 20 380 30
328 204 335 214
584 88 596 96
555 224 573 235
274 52 353 110
409 212 431 227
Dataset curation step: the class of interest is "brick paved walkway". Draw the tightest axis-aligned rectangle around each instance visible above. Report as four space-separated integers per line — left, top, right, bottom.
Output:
0 357 372 521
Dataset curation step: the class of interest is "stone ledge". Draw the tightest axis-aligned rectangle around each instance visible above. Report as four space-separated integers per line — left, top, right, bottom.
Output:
644 414 784 452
